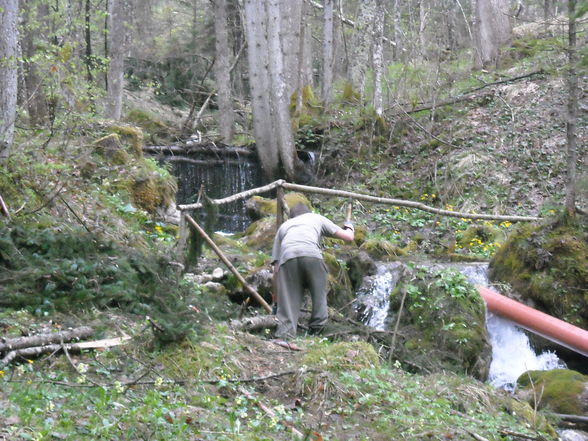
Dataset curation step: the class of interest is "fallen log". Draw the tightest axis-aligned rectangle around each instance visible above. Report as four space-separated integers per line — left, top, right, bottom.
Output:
0 335 131 367
229 315 278 332
0 326 93 353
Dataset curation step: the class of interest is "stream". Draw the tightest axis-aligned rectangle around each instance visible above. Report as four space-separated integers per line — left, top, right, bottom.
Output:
355 261 566 391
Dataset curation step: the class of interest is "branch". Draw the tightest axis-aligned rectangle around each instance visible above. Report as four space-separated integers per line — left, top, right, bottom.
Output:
184 214 272 313
179 180 540 222
0 326 93 353
229 315 278 332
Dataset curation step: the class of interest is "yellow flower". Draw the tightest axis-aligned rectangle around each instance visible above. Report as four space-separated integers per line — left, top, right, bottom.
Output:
0 370 4 377
26 359 33 364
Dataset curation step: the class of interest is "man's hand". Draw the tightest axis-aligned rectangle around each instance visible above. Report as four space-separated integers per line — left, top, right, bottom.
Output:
343 221 354 232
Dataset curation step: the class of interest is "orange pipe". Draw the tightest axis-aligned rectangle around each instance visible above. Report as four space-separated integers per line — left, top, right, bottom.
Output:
477 286 588 358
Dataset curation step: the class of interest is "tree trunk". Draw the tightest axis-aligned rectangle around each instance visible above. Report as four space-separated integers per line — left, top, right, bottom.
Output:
564 0 578 220
0 0 19 159
266 0 296 179
349 0 377 98
243 0 279 179
472 0 512 69
393 0 402 60
214 0 235 143
279 0 302 104
21 1 49 126
372 0 385 115
298 1 313 107
105 0 128 120
321 0 334 103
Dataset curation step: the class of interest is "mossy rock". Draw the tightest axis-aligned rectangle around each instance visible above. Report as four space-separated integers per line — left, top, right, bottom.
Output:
245 192 312 220
323 251 355 311
93 133 130 165
516 369 588 415
360 238 406 260
302 341 380 372
489 215 588 328
390 267 491 379
111 125 144 158
244 217 277 251
130 170 177 214
125 109 171 144
504 398 557 437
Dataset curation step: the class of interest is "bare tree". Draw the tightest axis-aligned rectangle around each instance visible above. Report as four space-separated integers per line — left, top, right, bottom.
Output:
0 0 18 159
472 0 512 68
266 0 296 178
105 0 129 120
214 0 235 143
564 0 579 220
321 0 335 103
21 1 49 126
349 0 377 98
372 0 385 115
243 0 279 178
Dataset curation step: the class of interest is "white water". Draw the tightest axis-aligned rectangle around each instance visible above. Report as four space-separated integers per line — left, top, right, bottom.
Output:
355 262 566 390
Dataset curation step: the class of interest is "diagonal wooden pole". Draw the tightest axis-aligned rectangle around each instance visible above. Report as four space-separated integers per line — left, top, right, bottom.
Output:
184 214 272 313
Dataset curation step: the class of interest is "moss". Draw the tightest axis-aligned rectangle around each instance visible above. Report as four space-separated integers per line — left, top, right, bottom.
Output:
246 192 312 220
360 238 406 260
490 215 588 327
111 125 144 158
391 268 491 378
504 398 557 437
302 341 380 372
93 134 130 165
516 369 588 415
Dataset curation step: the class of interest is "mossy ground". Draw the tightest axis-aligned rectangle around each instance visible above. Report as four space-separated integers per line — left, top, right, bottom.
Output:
0 311 557 441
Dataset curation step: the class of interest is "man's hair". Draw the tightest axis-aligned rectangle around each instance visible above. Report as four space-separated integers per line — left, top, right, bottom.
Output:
289 202 310 218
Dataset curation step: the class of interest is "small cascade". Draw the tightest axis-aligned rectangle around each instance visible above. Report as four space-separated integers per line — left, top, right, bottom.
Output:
355 262 404 330
486 312 565 390
148 145 266 232
354 261 566 390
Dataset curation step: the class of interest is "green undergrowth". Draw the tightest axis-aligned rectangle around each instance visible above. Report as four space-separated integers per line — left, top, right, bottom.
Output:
0 315 557 441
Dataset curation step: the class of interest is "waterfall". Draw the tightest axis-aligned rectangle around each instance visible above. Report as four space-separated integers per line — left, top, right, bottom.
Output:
354 261 566 390
152 146 265 232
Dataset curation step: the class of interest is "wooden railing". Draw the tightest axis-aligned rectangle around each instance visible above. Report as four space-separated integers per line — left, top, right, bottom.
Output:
177 180 541 313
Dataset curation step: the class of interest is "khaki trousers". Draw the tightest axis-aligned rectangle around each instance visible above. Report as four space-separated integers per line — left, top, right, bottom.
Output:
275 256 328 339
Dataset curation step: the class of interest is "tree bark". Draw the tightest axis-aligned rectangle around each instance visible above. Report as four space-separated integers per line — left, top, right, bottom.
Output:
0 0 19 159
322 0 335 104
0 327 94 353
372 0 385 115
349 0 377 98
266 0 297 179
564 0 578 220
105 0 128 120
243 0 279 179
214 0 235 143
279 0 302 104
472 0 512 69
21 2 49 126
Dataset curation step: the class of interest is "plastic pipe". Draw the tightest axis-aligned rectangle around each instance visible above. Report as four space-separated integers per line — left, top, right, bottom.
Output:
477 286 588 358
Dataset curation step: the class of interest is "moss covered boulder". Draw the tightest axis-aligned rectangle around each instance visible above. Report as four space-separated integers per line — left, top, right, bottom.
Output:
245 192 311 220
489 215 588 328
391 267 492 379
516 369 588 415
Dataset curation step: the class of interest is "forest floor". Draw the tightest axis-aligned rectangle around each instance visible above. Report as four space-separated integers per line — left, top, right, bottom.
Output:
1 29 587 441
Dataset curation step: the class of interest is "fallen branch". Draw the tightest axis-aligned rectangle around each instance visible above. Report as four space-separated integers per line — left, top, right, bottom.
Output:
229 315 278 332
238 386 306 438
498 429 549 441
0 193 10 219
0 326 93 353
552 413 588 426
185 214 272 313
0 335 131 367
